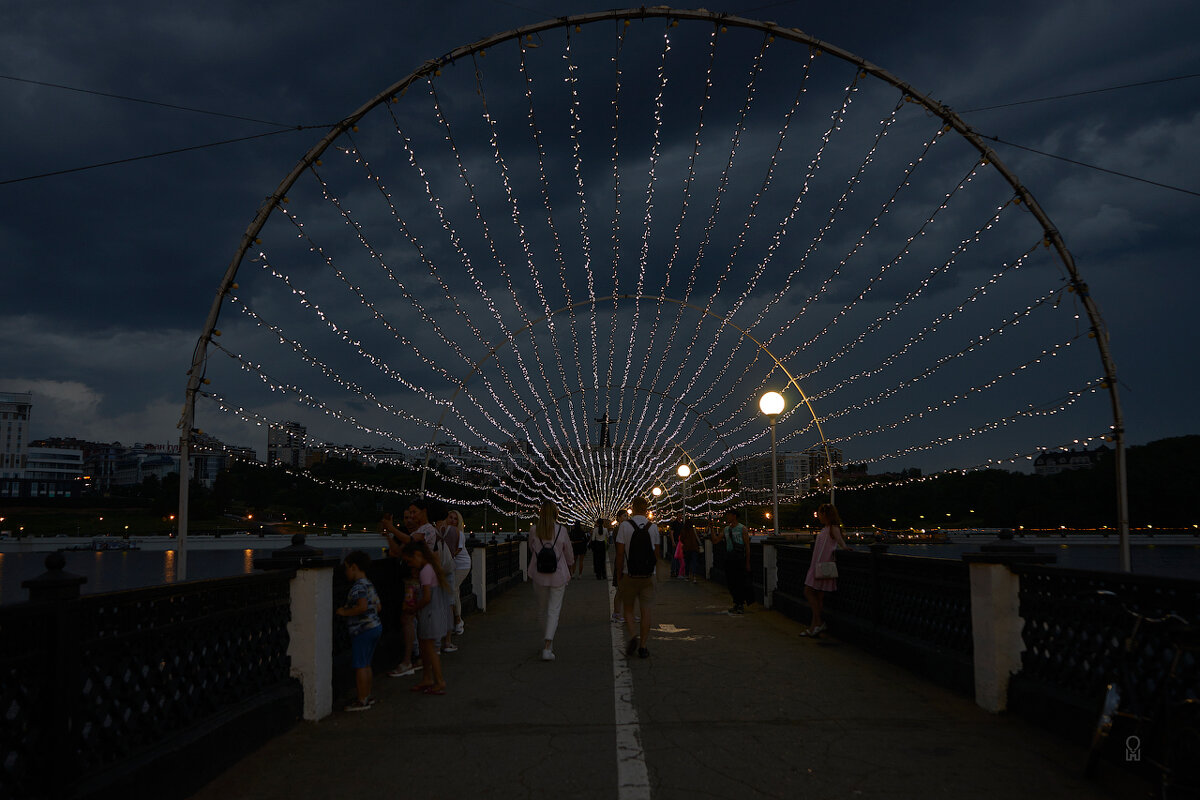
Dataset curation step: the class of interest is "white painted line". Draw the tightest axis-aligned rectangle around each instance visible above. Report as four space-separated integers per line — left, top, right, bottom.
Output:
610 585 652 800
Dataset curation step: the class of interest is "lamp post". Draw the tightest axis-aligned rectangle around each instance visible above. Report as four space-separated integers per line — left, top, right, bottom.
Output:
676 464 691 519
759 391 784 538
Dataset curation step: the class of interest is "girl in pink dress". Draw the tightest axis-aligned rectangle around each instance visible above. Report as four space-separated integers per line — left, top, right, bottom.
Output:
801 503 850 638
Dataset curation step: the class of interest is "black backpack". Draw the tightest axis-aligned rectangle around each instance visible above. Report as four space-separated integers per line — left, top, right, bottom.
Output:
534 527 562 573
626 518 656 577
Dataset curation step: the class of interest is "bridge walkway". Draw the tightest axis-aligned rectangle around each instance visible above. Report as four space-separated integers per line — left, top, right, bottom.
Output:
189 569 1140 800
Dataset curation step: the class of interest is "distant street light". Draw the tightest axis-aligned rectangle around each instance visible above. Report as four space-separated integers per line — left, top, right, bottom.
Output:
651 486 663 497
759 391 784 538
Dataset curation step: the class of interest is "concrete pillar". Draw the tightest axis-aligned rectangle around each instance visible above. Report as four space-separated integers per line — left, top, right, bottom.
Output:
519 540 529 582
761 544 777 610
287 566 335 721
472 546 488 611
966 562 1024 712
703 539 713 579
963 531 1054 713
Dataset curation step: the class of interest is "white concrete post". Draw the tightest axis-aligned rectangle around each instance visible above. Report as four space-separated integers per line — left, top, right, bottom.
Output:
967 562 1025 713
520 540 529 582
761 544 778 610
472 546 487 611
287 565 335 721
703 539 713 579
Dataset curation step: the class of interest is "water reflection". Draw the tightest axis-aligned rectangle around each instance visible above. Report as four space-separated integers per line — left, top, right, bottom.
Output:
243 549 254 573
164 550 176 584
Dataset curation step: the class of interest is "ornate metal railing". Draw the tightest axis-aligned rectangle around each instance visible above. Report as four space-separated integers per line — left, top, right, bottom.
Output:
487 540 523 598
1009 564 1200 737
0 571 299 799
774 544 975 694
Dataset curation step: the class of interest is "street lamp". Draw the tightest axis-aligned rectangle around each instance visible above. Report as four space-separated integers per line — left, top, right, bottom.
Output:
651 486 663 498
676 463 692 519
759 391 784 538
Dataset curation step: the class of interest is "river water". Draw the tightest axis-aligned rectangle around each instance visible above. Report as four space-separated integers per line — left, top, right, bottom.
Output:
2 539 1196 606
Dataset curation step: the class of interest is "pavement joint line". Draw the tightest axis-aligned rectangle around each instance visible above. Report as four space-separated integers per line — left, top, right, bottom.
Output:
609 583 651 800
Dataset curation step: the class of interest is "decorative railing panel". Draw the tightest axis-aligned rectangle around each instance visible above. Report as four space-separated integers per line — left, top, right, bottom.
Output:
773 544 974 694
1 571 298 799
1010 564 1200 737
0 602 55 800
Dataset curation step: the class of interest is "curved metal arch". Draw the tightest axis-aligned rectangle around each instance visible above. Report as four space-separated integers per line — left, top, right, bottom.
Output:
179 7 1128 577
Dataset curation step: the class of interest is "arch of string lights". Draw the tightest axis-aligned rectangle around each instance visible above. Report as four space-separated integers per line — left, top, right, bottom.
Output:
179 8 1126 536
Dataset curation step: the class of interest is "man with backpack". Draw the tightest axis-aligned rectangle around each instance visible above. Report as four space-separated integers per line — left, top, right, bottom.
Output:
614 496 660 659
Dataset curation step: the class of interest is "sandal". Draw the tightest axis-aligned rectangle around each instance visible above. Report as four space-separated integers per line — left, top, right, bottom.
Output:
410 683 434 692
424 687 446 696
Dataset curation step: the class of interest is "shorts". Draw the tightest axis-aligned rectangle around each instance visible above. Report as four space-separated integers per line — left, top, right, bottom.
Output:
350 625 382 669
617 575 655 607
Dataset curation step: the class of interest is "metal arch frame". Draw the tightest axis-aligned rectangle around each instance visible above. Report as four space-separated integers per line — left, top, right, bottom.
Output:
178 6 1128 577
415 293 836 504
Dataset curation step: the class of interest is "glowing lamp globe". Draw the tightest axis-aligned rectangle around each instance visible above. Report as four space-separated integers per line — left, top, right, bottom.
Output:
677 464 691 479
651 486 663 497
759 391 785 416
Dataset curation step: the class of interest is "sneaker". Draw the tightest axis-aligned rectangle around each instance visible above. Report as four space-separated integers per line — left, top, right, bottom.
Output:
637 647 650 659
634 615 641 623
611 613 624 623
625 636 639 657
541 649 555 661
454 621 465 635
344 699 372 712
442 644 459 653
388 664 416 678
734 605 745 615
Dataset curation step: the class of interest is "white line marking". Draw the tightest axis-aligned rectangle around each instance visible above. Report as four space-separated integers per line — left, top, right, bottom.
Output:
610 586 651 800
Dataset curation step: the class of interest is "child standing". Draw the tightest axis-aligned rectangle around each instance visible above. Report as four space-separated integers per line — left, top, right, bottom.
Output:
400 541 452 695
336 551 382 712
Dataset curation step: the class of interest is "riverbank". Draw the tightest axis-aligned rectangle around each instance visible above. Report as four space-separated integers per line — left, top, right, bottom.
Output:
0 532 390 553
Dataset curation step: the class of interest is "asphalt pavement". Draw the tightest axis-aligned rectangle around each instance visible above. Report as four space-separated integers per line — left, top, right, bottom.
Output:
189 566 1146 800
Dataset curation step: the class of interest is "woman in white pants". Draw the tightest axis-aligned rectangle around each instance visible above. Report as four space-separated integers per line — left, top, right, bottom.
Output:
528 500 574 661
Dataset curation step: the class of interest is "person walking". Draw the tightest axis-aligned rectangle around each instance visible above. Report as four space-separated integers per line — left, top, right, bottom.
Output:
615 496 660 659
801 503 850 637
680 517 701 582
568 520 589 578
611 509 629 623
712 509 751 614
399 541 452 694
381 506 419 678
528 500 574 661
446 509 472 636
336 551 382 712
591 517 608 580
428 502 460 653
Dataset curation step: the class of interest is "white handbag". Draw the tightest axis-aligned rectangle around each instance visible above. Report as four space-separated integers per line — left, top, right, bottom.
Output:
816 561 838 579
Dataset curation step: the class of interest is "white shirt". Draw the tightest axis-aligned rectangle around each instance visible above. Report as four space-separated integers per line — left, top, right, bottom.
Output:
616 515 660 573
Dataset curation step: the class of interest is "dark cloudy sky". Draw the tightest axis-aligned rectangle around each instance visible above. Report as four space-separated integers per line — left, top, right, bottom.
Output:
2 0 1197 490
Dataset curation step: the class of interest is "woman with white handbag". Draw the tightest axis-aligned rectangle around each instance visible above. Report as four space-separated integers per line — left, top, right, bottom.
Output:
800 503 850 638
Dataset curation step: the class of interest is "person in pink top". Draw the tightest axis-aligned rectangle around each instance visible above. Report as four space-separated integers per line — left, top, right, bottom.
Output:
801 502 850 638
528 500 575 661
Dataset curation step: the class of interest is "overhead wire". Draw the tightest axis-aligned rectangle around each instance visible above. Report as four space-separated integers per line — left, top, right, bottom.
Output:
0 125 332 186
983 134 1200 198
0 73 302 127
